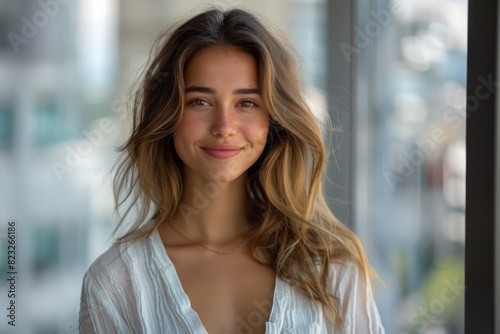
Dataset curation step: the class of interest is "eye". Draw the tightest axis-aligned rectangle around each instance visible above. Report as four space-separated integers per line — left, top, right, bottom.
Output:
239 100 259 108
187 98 211 107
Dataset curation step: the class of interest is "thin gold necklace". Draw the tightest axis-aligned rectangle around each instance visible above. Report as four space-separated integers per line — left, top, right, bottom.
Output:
168 223 252 256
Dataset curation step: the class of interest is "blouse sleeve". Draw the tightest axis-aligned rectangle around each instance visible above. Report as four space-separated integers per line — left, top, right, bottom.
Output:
331 262 385 333
79 269 133 334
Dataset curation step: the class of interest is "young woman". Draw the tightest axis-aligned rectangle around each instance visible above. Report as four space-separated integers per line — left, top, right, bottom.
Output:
79 8 385 334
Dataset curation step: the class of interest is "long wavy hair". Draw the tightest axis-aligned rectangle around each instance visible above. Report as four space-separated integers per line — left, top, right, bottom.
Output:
113 8 376 327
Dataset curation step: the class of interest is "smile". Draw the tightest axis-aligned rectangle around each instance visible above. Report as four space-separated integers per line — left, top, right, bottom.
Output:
201 147 242 159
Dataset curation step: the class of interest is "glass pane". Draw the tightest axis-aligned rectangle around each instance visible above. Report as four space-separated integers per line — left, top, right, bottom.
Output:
368 1 467 333
0 102 14 148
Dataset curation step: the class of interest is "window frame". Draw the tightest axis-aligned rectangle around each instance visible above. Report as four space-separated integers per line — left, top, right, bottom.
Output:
465 0 499 332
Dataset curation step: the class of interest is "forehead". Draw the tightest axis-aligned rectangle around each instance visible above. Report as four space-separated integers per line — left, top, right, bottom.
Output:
184 45 260 89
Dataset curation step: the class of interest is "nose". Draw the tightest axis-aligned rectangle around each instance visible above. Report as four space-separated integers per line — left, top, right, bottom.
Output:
210 104 237 137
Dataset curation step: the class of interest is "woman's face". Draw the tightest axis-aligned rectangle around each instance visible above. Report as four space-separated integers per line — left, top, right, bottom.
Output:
174 45 269 183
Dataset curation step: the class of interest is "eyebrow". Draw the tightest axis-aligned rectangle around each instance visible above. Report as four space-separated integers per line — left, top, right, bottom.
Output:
185 86 261 95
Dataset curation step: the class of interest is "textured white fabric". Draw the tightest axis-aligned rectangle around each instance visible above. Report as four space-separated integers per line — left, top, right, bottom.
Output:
79 229 385 333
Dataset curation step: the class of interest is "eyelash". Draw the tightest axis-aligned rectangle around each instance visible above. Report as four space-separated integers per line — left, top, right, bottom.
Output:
186 98 259 108
239 99 259 108
187 98 210 107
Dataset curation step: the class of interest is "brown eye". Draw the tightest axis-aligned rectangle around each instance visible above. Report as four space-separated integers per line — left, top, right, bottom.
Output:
239 100 258 108
188 98 210 106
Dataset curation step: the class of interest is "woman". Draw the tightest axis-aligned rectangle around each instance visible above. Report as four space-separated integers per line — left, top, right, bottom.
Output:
79 8 385 334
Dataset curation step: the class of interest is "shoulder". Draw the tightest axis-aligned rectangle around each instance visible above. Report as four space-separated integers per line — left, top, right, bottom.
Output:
80 234 157 323
83 235 151 290
327 261 374 305
328 261 368 291
80 232 171 332
327 261 385 333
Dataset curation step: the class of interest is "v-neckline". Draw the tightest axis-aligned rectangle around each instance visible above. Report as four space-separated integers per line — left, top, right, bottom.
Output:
149 228 281 333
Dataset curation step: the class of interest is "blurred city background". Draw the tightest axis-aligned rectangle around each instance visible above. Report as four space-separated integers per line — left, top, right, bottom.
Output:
0 0 466 333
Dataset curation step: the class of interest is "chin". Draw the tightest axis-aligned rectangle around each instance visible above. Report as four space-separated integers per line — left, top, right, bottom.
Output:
205 168 244 183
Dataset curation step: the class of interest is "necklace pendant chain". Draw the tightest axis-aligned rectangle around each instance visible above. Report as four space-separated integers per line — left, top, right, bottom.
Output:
169 223 250 256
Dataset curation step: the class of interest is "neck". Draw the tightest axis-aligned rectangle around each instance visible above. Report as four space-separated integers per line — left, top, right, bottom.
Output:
172 171 251 244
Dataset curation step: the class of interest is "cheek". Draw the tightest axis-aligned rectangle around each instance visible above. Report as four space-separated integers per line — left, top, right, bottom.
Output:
241 110 269 132
172 125 193 161
253 118 270 147
173 115 203 146
242 122 268 146
257 128 269 147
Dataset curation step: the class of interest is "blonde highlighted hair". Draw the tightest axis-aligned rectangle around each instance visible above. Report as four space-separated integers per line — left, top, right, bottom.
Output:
113 8 376 327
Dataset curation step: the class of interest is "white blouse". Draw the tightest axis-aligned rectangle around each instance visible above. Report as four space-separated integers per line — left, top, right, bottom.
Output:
79 228 385 333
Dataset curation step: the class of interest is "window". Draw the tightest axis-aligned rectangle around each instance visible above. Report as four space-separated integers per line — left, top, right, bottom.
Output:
32 225 60 273
0 101 14 148
323 1 468 332
33 95 64 145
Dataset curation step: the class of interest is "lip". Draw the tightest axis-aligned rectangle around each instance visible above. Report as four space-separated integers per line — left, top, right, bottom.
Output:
201 146 242 159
